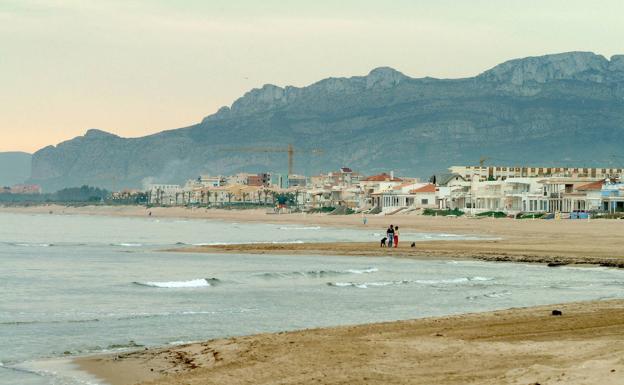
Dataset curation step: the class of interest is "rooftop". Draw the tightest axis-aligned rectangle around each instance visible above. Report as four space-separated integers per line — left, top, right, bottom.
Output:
362 173 403 182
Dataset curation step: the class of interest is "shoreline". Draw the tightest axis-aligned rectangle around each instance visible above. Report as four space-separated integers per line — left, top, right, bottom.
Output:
3 204 624 266
6 204 624 384
75 299 624 385
174 241 624 268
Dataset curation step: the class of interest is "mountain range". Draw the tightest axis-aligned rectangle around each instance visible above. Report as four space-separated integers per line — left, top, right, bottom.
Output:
28 51 624 191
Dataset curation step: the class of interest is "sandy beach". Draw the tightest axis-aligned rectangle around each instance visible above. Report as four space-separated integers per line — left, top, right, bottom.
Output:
77 299 624 385
5 205 624 384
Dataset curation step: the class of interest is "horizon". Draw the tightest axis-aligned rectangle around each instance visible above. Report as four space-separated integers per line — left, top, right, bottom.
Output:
2 0 624 152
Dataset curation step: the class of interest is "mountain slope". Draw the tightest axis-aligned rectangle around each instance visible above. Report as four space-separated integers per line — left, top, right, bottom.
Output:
31 52 624 191
0 152 32 187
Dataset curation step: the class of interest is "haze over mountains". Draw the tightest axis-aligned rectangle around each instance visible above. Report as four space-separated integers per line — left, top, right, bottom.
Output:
0 152 32 187
28 51 624 191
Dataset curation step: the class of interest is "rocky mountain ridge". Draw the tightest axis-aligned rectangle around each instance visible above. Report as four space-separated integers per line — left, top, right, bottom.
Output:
30 51 624 191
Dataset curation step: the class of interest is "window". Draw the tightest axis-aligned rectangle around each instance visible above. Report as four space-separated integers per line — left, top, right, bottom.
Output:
421 199 428 205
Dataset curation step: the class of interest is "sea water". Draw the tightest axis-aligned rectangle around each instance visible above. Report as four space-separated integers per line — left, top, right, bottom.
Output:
1 212 624 385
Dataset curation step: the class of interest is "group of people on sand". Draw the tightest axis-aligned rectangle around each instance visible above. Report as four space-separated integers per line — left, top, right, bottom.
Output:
384 224 399 248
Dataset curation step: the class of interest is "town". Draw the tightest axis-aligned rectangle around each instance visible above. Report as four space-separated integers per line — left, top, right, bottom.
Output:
98 164 624 217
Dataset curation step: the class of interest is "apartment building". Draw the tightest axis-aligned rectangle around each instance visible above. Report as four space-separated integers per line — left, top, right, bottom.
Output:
450 165 624 181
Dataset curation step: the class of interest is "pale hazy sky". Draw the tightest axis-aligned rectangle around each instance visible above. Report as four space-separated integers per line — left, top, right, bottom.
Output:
1 0 623 153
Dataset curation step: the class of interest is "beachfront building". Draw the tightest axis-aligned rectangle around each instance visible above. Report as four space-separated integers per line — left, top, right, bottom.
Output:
309 167 363 189
450 165 624 182
601 181 624 213
539 178 604 213
372 183 437 213
361 172 404 209
432 174 469 209
287 174 307 188
147 184 183 205
439 177 548 214
226 173 271 187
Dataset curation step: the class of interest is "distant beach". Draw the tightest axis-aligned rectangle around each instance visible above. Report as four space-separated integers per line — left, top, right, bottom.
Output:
3 204 624 266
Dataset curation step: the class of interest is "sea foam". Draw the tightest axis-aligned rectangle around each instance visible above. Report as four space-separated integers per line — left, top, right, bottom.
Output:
256 267 378 279
133 278 218 288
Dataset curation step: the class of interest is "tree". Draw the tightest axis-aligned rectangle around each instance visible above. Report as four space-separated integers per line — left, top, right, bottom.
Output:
274 192 295 206
263 189 272 204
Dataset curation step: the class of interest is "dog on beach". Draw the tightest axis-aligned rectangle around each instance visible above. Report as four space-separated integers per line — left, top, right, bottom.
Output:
380 237 387 247
410 242 416 248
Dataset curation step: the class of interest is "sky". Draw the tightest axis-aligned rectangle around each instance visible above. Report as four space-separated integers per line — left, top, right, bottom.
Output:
1 0 623 153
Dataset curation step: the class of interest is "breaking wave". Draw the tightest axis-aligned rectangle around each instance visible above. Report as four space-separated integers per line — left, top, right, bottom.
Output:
278 226 322 230
7 242 52 247
256 267 378 279
466 290 513 300
112 243 143 247
413 276 493 285
328 276 493 289
133 278 220 288
328 280 411 289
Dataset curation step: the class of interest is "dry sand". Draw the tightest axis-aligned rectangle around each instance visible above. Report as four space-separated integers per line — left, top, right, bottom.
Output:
77 299 624 385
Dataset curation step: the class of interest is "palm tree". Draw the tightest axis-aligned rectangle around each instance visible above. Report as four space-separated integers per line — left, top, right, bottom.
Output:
205 190 212 207
263 189 271 205
227 192 234 204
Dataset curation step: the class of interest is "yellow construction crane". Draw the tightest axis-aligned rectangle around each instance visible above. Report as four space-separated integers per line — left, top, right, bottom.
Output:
220 144 323 176
479 156 489 167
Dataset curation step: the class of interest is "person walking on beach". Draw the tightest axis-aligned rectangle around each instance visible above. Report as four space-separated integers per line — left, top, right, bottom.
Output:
394 225 400 248
387 225 394 248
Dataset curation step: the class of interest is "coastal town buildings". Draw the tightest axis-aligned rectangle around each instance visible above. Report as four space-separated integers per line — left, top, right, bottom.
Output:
138 164 623 216
1 184 42 194
450 165 624 181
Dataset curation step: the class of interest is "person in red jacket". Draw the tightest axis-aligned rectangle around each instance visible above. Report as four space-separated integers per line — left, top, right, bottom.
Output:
394 226 400 248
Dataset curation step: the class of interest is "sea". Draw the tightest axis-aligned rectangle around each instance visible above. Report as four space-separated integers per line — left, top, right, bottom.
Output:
1 212 624 385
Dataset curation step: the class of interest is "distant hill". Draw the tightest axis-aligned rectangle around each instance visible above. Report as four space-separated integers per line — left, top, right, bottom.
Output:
0 152 32 187
30 51 624 191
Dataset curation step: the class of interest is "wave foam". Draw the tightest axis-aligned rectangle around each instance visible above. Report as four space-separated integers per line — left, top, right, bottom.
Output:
257 267 378 279
467 290 512 300
328 276 493 289
133 278 219 288
328 280 411 289
10 242 51 247
278 226 321 230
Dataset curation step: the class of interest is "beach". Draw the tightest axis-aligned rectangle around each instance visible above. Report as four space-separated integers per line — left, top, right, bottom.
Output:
3 205 624 384
77 299 624 385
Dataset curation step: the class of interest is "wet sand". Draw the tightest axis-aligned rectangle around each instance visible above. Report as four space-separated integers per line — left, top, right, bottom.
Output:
77 299 624 385
179 240 624 268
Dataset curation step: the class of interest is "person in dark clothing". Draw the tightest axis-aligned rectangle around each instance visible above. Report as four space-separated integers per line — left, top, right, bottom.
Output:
387 225 394 248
